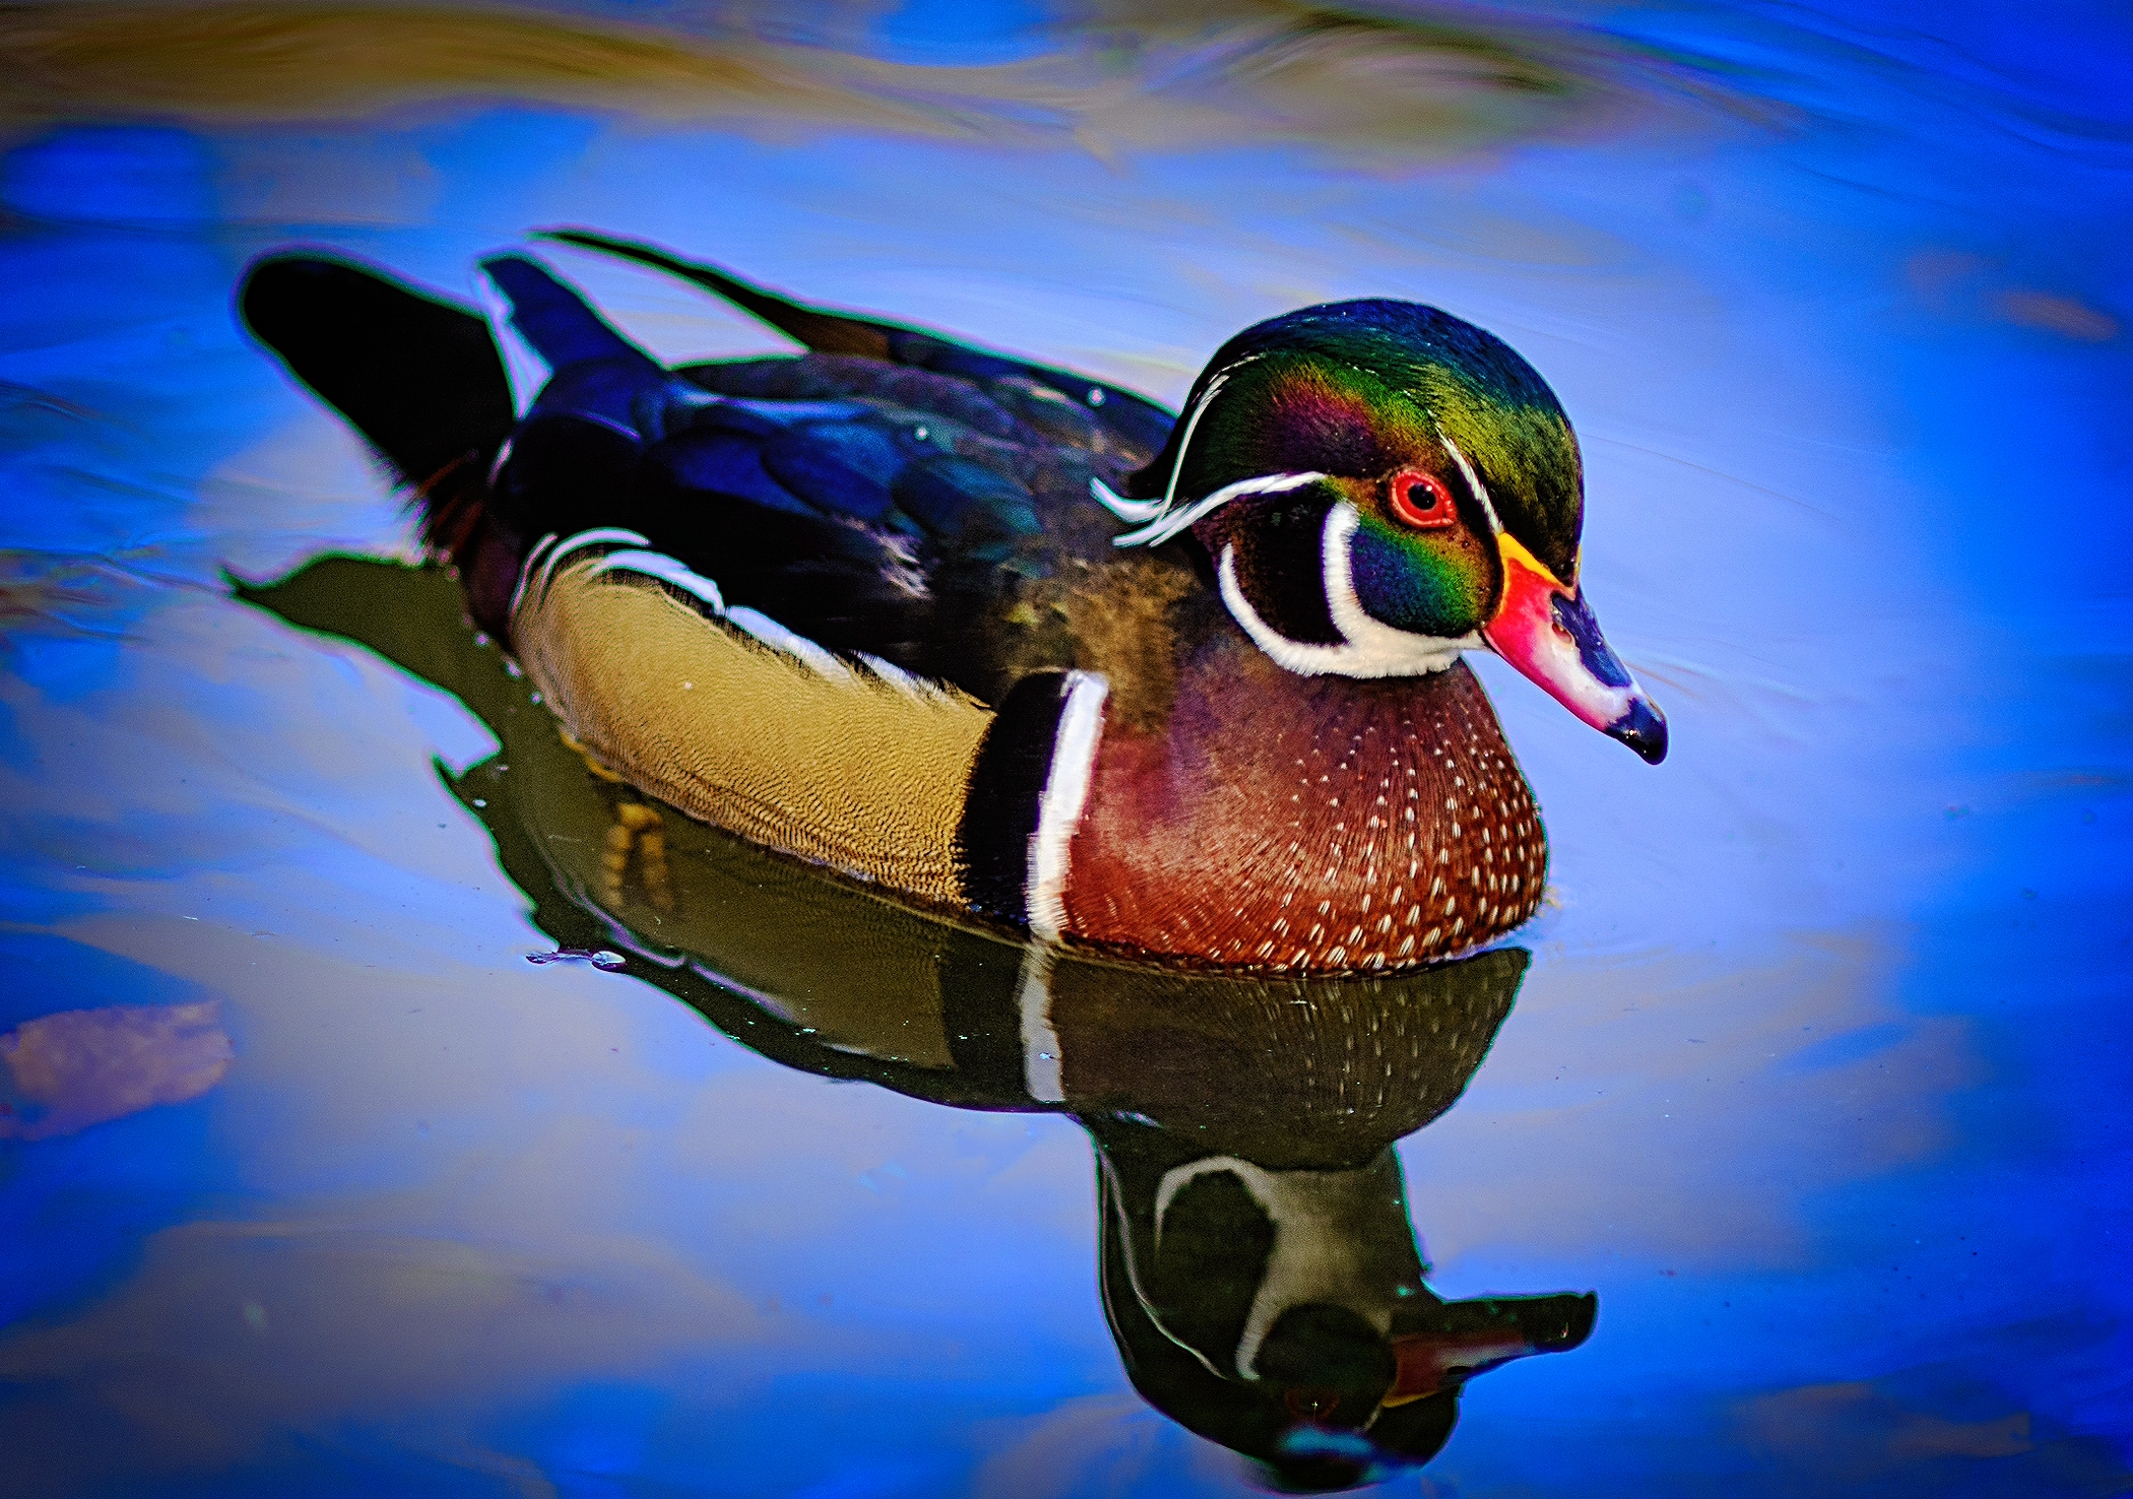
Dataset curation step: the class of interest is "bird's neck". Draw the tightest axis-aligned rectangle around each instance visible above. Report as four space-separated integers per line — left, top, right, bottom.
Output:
1062 645 1546 970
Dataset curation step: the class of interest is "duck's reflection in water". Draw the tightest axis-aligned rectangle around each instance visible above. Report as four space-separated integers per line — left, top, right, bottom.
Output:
243 555 1594 1491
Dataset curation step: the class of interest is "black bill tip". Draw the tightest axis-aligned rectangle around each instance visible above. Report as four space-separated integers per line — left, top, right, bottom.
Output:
1610 696 1669 765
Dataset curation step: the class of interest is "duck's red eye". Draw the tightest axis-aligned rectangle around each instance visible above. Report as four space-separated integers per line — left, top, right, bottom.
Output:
1388 468 1457 530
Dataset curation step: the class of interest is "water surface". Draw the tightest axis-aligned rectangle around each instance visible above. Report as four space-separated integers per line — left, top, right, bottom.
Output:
2 2 2129 1494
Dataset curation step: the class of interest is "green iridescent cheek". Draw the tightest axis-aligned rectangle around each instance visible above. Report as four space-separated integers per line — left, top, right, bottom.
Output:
1348 515 1491 639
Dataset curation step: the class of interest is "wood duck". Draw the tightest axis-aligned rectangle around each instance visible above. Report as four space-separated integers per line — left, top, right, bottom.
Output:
241 233 1664 975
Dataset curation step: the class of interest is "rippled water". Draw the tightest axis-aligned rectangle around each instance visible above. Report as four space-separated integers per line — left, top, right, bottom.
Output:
3 3 2130 1494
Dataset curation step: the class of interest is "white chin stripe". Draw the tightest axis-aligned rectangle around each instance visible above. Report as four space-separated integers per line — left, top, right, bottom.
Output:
1156 1157 1407 1377
1217 503 1473 678
1106 470 1324 549
1441 434 1503 536
1026 670 1109 943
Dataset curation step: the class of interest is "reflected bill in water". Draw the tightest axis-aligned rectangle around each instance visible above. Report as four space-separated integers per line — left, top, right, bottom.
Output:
241 556 1595 1491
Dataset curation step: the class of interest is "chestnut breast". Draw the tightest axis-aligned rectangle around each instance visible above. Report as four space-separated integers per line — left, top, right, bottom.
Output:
1063 647 1546 971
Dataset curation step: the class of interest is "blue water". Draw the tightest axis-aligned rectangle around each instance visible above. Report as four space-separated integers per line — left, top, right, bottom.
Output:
2 2 2129 1494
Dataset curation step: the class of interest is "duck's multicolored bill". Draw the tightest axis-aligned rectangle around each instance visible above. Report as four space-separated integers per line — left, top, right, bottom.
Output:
1482 533 1668 764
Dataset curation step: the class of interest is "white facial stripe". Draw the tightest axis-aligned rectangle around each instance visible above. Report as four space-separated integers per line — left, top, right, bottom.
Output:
1216 506 1474 679
1105 1155 1232 1381
1441 435 1502 535
1027 670 1109 943
1321 506 1479 672
1218 545 1331 673
1110 470 1325 548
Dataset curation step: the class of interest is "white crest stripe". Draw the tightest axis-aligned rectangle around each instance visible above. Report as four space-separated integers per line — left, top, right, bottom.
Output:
1441 435 1502 536
1089 475 1166 525
1162 371 1229 512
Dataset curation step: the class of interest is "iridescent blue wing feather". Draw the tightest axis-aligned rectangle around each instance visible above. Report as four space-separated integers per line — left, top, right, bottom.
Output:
476 255 1064 674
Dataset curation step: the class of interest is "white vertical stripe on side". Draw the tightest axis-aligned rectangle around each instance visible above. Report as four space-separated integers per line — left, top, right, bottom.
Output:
1025 670 1109 943
1015 941 1065 1103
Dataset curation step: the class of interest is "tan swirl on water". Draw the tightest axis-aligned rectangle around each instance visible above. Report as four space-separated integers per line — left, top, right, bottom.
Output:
0 1 1675 157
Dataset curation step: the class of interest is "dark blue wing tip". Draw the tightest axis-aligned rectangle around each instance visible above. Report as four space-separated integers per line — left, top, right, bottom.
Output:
477 253 660 376
477 253 554 297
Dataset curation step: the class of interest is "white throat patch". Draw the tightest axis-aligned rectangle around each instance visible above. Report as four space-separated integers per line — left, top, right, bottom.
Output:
1217 502 1475 678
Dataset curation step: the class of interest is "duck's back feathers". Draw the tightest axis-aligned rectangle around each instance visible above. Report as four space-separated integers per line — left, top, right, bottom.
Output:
471 253 1186 701
241 247 1192 707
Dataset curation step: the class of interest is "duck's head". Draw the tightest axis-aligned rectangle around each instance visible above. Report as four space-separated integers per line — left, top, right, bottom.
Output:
1102 299 1666 764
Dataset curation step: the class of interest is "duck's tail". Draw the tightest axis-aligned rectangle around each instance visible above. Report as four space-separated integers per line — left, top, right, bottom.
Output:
239 252 520 621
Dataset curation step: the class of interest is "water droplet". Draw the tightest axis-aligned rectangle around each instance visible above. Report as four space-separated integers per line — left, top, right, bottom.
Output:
526 947 627 971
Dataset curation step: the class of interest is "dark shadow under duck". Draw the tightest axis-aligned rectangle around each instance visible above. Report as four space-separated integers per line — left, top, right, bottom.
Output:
237 553 1598 1493
240 233 1664 975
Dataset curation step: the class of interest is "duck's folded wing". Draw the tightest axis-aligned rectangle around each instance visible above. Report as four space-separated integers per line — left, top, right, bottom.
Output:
513 537 993 906
481 254 1051 674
